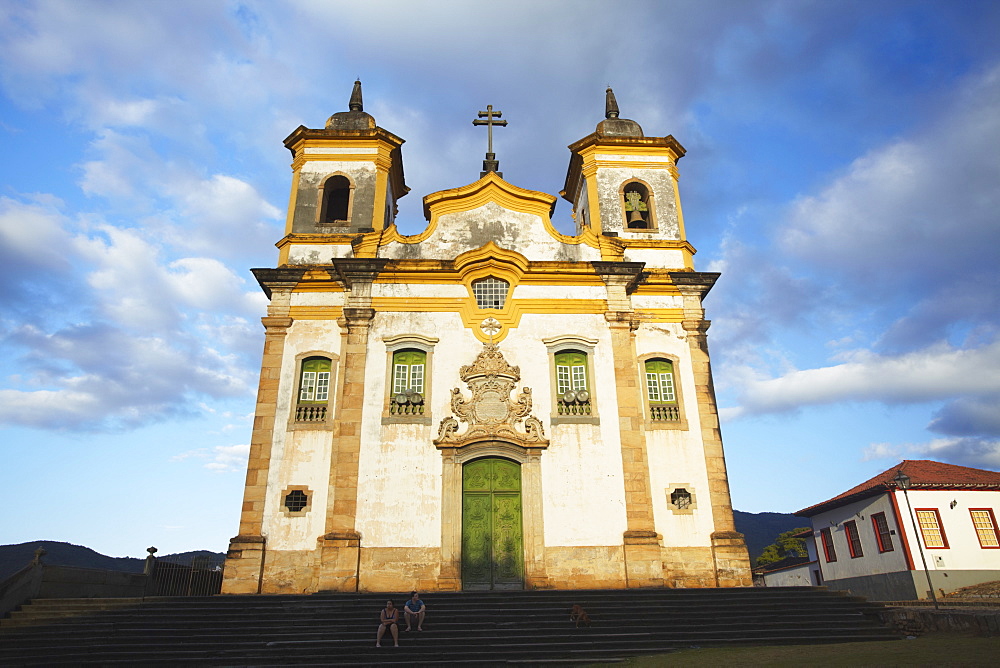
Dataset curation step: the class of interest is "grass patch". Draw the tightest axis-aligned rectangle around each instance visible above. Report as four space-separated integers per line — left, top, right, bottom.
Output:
587 635 1000 667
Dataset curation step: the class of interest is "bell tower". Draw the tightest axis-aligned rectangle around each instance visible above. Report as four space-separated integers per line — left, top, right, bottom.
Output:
562 88 691 265
279 80 408 264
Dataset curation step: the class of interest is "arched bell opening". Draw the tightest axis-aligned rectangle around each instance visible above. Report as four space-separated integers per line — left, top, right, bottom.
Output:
621 180 656 230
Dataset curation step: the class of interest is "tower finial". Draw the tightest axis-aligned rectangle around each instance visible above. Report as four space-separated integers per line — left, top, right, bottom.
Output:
349 79 363 112
605 87 619 119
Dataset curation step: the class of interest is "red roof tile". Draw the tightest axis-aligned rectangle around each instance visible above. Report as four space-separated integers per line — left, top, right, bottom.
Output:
795 460 1000 517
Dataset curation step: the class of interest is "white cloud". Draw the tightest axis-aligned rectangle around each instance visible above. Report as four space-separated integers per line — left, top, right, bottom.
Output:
730 340 1000 417
862 437 1000 472
204 443 250 473
861 442 904 462
0 303 256 429
94 98 160 127
160 174 282 258
779 65 1000 337
173 443 249 473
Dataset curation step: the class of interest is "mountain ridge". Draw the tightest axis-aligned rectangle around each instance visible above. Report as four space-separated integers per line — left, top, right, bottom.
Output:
1 511 802 582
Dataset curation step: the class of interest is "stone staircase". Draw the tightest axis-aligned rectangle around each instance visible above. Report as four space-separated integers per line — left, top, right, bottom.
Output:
0 587 899 666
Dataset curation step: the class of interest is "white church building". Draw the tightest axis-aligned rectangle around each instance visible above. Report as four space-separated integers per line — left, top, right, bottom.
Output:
222 83 752 594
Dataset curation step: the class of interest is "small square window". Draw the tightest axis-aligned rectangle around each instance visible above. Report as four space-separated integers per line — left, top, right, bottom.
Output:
284 489 309 513
472 277 509 309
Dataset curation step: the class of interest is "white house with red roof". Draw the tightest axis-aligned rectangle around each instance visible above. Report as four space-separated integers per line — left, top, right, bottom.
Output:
795 460 1000 601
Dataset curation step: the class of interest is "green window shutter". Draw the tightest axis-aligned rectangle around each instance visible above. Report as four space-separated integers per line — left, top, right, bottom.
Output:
391 350 427 394
300 357 332 404
554 351 588 393
644 359 676 404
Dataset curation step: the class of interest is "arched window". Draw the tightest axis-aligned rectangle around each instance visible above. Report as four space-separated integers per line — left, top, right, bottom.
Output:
554 350 591 415
472 277 509 309
644 358 678 421
390 349 426 416
321 175 351 224
623 182 651 229
296 357 331 422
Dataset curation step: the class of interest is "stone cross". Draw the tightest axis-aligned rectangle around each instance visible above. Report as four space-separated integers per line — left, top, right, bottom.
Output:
473 105 507 155
473 105 508 177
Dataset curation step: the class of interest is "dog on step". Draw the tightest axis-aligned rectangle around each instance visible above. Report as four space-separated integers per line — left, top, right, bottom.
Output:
569 604 592 628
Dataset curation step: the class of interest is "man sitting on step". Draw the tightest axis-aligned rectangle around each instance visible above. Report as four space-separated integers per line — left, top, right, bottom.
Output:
404 591 426 631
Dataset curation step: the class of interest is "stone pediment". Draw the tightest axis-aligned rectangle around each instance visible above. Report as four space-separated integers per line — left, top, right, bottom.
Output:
434 342 548 449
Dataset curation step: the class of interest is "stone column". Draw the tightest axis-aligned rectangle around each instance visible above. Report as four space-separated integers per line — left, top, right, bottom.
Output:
316 259 387 592
594 261 664 588
437 448 463 592
521 448 550 589
223 282 297 594
674 275 751 587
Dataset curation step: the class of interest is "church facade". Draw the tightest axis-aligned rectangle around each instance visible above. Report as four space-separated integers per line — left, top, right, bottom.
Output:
222 83 752 594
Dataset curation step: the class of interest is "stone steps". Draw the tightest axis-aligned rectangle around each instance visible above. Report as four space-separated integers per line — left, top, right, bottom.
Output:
0 587 900 666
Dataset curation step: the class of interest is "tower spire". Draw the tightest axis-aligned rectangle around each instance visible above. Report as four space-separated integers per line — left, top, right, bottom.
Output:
349 79 363 112
605 87 619 119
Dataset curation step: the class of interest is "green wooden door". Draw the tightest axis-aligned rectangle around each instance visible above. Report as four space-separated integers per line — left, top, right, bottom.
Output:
462 458 524 590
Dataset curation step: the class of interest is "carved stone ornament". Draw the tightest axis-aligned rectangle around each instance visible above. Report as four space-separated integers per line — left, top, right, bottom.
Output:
434 342 548 449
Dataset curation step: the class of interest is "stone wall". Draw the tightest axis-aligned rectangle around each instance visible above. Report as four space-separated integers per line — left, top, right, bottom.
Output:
880 606 1000 636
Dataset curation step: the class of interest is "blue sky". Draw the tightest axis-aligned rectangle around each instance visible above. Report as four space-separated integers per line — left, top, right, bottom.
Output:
1 0 998 557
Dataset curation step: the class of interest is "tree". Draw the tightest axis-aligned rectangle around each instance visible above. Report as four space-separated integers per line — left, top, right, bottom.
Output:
755 527 810 567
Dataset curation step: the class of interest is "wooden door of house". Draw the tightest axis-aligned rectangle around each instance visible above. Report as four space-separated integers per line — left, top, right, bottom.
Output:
461 458 524 590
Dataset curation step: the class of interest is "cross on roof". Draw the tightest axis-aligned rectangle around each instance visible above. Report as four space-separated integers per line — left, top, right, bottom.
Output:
473 104 508 177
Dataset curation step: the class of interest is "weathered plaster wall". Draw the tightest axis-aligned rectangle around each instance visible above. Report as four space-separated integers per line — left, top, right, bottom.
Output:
288 243 355 264
761 563 816 587
262 430 333 550
630 294 684 310
261 319 343 551
373 283 468 299
289 291 347 307
513 312 629 547
381 202 602 263
511 284 606 300
353 308 634 552
636 322 716 548
594 165 679 238
356 311 471 548
291 160 377 234
621 247 689 269
542 546 626 589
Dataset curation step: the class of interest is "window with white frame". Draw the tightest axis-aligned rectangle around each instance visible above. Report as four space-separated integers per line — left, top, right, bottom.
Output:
915 509 949 548
644 358 679 422
554 350 591 415
390 349 426 416
970 509 1000 548
296 357 332 423
472 277 509 309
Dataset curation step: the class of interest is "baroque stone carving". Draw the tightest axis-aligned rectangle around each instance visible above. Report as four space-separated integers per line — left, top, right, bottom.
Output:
434 342 548 449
